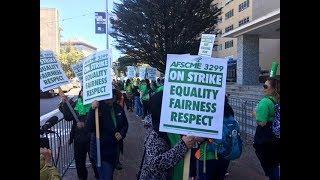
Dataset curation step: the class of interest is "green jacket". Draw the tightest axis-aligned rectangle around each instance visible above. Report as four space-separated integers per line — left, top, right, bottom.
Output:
40 154 61 180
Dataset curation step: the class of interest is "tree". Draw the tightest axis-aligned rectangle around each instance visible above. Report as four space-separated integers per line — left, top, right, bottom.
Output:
116 55 142 76
58 45 84 78
110 0 221 73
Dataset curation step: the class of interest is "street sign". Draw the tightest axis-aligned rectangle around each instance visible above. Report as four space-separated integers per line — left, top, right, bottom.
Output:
95 12 106 34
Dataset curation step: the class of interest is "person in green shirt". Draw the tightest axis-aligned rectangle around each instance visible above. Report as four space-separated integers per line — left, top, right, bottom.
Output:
253 77 280 180
155 78 164 93
139 79 151 118
125 79 134 112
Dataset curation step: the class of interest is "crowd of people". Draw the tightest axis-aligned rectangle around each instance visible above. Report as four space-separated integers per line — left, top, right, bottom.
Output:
40 76 280 180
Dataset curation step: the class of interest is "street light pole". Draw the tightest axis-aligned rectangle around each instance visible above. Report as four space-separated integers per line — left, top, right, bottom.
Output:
106 0 109 50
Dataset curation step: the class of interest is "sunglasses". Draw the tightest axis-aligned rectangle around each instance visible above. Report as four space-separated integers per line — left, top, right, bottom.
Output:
263 84 269 89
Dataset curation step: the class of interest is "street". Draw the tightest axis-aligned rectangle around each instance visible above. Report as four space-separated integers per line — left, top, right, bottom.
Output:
40 88 81 116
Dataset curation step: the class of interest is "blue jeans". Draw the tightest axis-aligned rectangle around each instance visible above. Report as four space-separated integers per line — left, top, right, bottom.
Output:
134 96 143 117
97 161 114 180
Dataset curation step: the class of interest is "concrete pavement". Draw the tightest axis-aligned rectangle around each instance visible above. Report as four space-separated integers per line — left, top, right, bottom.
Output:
63 108 267 180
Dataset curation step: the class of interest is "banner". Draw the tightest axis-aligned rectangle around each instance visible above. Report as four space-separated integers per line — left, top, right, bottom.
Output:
82 50 113 105
127 66 136 79
71 59 84 83
40 51 69 91
95 12 106 34
146 67 157 81
198 34 216 57
139 67 147 79
159 54 228 139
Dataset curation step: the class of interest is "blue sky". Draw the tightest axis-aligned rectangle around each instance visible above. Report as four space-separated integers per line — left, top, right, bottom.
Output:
40 0 123 61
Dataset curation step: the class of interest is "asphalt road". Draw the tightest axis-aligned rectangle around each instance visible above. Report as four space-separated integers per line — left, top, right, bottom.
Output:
40 88 81 116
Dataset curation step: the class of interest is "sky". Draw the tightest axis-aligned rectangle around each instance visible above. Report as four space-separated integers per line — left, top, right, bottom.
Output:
40 0 123 61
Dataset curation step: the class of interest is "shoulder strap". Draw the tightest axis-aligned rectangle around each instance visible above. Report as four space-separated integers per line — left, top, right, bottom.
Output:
267 97 276 105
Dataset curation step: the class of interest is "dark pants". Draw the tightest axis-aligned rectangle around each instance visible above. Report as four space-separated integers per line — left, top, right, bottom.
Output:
74 142 99 180
124 93 133 111
254 143 280 180
141 100 149 117
74 142 89 180
198 159 230 180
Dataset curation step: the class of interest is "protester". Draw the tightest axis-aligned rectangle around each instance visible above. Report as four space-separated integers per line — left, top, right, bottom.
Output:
59 88 99 180
150 80 158 96
87 89 129 180
155 78 164 93
132 78 143 117
125 79 134 112
138 91 202 180
139 79 151 118
40 148 61 180
194 96 237 180
253 77 280 180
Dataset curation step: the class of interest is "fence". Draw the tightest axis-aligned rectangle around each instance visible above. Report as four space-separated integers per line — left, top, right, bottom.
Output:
228 97 259 144
40 110 74 177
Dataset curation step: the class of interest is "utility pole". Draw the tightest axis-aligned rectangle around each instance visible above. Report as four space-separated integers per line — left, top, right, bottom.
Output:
106 0 109 50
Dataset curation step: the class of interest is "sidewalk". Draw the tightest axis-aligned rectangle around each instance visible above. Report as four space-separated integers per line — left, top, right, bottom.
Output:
63 109 267 180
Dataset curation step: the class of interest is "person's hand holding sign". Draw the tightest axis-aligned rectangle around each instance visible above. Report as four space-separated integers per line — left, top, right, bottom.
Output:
182 135 196 149
92 100 99 109
115 132 122 141
77 122 85 128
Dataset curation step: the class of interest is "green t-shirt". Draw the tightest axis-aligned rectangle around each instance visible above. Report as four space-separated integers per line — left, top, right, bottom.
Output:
139 83 150 101
256 96 276 122
126 83 133 94
155 85 164 93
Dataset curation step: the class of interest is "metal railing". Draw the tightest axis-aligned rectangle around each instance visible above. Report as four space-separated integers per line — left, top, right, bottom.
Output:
40 107 75 177
228 97 259 144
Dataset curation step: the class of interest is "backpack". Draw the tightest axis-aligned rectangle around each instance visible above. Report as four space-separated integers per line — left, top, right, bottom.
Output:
268 97 280 139
208 116 243 160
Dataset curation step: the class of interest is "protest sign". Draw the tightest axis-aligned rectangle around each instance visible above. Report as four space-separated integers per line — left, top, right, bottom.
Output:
127 66 136 79
198 34 216 57
146 67 157 81
139 67 147 79
159 54 228 139
40 50 70 91
71 59 84 83
82 50 113 105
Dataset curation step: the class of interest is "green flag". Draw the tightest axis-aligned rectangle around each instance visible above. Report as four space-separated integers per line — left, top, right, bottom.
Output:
270 61 279 77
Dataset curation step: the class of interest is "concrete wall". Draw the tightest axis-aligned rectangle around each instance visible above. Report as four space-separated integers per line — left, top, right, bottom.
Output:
253 0 280 19
259 39 280 74
40 8 60 54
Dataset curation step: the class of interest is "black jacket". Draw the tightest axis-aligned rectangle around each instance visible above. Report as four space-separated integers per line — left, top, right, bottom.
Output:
59 99 91 144
86 102 128 165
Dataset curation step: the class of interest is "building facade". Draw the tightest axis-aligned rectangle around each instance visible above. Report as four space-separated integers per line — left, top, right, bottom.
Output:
212 0 280 75
222 0 280 85
40 8 61 54
61 41 97 57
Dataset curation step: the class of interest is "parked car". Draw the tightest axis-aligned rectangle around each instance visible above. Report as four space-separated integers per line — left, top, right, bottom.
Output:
40 89 58 98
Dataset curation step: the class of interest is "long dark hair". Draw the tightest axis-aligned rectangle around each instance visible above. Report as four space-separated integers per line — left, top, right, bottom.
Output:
149 91 171 144
126 79 131 87
224 95 234 118
145 79 151 90
267 77 280 103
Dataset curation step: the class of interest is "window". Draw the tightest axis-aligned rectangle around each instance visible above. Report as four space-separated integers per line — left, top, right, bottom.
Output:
239 17 250 26
225 40 233 49
213 46 217 51
225 25 234 33
225 0 234 5
214 44 223 51
239 0 249 12
225 9 234 20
